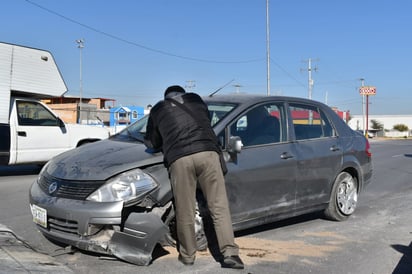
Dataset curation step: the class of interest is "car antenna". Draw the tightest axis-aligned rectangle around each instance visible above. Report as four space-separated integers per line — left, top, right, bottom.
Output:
208 79 235 97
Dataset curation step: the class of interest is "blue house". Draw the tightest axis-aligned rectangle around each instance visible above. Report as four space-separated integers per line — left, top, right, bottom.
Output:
109 106 144 127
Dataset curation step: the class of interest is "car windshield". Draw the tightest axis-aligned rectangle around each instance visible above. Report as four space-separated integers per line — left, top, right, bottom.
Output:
112 100 237 142
206 101 237 127
113 115 149 142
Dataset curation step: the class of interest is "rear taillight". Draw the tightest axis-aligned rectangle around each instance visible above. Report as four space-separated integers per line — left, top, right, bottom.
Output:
365 139 372 157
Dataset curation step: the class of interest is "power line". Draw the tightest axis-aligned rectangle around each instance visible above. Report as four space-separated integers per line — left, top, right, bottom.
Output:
25 0 264 64
269 58 306 88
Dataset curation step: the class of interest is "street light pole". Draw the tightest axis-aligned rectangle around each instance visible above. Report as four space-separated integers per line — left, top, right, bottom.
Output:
76 39 84 124
266 0 270 96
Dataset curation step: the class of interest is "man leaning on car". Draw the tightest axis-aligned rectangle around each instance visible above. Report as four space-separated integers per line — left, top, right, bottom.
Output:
144 85 244 269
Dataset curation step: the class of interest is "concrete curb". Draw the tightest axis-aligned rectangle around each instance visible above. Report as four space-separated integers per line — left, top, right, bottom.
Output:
0 224 73 273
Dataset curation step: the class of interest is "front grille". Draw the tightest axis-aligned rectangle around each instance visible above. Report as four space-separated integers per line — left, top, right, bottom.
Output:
38 174 104 200
48 216 79 235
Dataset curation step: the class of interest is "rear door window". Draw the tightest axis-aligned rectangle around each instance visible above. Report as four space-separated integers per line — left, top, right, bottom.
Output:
289 103 335 140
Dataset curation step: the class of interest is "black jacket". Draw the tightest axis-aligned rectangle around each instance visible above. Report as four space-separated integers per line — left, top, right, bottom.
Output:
144 92 220 167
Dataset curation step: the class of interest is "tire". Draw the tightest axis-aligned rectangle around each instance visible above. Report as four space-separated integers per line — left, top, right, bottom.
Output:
324 171 359 221
163 202 208 251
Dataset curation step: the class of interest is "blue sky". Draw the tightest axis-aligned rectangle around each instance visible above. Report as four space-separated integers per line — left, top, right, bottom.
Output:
2 0 411 115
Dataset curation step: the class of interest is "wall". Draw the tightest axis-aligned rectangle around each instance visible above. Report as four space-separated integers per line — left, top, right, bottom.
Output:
348 114 412 137
348 115 412 131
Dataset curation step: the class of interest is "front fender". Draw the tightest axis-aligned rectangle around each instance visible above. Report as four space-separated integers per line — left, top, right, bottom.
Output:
109 212 168 265
144 164 173 205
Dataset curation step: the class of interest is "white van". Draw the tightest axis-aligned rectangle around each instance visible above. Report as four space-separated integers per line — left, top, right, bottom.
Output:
0 42 109 165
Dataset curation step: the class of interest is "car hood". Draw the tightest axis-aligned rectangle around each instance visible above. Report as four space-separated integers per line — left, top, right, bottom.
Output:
45 139 164 181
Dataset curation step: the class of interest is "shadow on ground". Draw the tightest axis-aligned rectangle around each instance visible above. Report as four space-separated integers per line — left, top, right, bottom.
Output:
0 165 42 176
392 241 412 274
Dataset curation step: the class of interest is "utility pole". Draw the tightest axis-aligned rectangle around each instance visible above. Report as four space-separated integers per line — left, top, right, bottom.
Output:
185 80 196 92
266 0 270 96
76 39 84 124
233 84 242 93
301 58 318 99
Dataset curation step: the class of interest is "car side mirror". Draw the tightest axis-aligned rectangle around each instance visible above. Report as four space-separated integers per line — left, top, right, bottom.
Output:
58 117 66 128
228 136 243 154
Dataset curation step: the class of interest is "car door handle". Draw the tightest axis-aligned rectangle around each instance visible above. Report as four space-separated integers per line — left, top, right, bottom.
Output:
280 152 294 159
18 131 27 137
330 145 340 151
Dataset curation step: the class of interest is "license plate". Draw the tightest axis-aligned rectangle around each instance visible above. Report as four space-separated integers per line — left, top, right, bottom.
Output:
31 204 47 228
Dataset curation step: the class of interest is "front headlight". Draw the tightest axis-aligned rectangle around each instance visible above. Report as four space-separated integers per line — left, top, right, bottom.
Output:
37 161 50 183
87 169 158 203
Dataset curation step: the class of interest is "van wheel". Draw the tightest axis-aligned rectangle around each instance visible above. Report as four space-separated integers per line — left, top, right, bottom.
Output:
77 140 91 147
163 202 208 251
324 171 358 221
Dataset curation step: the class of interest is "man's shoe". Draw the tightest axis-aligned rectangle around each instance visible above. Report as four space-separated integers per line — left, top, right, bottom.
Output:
221 255 244 269
178 255 194 266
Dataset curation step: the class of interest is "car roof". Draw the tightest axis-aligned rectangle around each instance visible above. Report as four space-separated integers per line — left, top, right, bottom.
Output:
203 93 352 136
203 93 325 106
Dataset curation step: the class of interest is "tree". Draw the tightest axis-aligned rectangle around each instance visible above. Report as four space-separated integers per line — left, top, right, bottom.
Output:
393 124 409 132
370 119 384 130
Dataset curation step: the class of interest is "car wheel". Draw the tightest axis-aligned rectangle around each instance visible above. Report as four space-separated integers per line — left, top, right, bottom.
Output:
324 171 358 221
163 202 208 251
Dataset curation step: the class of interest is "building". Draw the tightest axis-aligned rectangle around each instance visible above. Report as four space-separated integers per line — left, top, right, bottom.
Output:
331 107 350 123
348 114 412 137
41 95 150 135
42 96 116 125
109 105 144 128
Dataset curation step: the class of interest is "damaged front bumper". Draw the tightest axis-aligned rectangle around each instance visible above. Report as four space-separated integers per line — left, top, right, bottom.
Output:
29 181 169 266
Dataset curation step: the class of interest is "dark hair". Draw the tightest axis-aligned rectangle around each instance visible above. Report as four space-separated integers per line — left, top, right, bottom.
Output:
164 85 186 97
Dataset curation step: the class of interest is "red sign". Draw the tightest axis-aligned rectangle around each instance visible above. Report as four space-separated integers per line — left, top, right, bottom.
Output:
359 86 376 95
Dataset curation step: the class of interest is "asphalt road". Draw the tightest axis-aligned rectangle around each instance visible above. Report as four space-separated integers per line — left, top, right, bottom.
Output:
1 139 412 274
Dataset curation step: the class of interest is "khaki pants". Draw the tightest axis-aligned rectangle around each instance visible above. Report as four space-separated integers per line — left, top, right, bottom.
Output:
169 151 239 262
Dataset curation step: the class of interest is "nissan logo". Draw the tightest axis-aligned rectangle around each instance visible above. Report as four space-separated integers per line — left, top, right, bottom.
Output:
48 182 58 194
